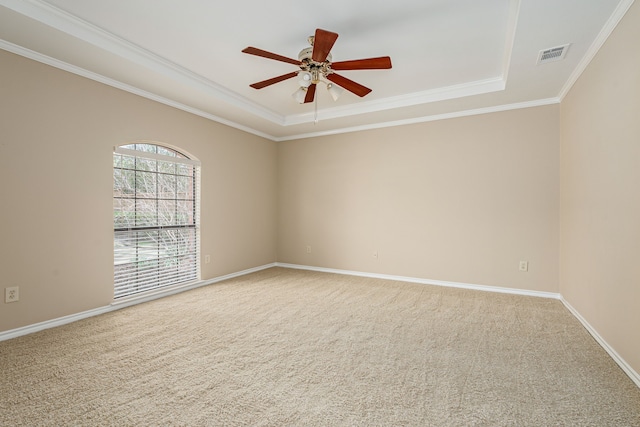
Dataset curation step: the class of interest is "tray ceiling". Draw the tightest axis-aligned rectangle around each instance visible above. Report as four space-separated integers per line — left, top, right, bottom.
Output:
0 0 634 140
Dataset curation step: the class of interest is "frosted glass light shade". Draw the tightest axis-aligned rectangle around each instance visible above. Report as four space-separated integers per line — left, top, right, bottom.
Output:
327 83 343 101
292 87 307 103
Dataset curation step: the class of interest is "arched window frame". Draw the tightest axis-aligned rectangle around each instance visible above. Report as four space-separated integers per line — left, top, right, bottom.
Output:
113 142 201 299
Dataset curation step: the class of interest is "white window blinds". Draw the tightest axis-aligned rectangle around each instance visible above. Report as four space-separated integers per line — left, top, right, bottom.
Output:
113 144 200 299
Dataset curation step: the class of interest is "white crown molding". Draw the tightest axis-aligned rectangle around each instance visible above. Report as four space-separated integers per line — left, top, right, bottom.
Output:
4 0 630 142
0 0 519 133
501 0 521 82
0 38 559 143
0 0 284 125
0 39 277 141
285 0 520 126
558 0 635 101
284 77 506 126
276 97 560 141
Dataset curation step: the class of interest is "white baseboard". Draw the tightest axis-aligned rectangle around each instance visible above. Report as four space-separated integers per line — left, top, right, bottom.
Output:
561 297 640 388
3 261 638 390
111 263 277 309
0 305 115 343
276 262 640 389
0 263 276 342
275 262 561 299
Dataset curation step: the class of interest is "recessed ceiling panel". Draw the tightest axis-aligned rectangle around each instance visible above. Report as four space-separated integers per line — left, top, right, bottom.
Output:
0 0 632 139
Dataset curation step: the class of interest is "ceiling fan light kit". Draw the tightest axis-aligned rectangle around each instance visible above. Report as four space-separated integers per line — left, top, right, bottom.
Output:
242 28 392 105
298 71 313 88
327 83 344 101
292 87 308 103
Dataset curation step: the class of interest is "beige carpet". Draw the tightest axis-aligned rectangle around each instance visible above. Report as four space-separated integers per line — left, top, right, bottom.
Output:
1 267 639 426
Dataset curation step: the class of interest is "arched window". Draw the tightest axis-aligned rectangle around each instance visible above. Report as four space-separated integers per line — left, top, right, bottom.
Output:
113 142 200 299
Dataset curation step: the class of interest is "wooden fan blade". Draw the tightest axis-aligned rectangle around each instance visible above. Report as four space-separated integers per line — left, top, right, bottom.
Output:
326 73 372 97
304 84 317 103
249 72 299 89
312 29 339 63
242 47 301 65
331 56 392 70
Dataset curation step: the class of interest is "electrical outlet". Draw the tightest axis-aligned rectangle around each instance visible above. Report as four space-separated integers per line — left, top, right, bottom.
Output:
5 286 19 303
306 245 312 254
204 254 211 264
373 251 379 259
519 261 529 272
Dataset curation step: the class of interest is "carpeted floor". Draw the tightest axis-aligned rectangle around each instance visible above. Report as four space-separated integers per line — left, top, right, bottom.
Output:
1 267 639 426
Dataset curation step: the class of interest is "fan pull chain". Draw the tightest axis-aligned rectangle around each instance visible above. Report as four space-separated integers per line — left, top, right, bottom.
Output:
314 93 318 124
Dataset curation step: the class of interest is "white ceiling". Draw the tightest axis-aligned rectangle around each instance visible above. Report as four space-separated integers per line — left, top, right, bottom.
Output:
0 0 634 140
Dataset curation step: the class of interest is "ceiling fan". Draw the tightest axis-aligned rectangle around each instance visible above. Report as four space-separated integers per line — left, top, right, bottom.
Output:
242 28 392 104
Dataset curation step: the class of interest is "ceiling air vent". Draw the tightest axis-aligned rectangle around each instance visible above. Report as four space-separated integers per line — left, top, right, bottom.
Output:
537 44 571 64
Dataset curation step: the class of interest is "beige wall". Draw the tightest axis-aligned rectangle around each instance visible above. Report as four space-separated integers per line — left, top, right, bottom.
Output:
1 2 638 381
0 50 277 332
560 1 640 374
278 106 560 293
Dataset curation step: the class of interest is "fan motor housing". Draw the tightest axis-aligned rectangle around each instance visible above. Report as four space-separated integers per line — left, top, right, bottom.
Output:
298 47 331 63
